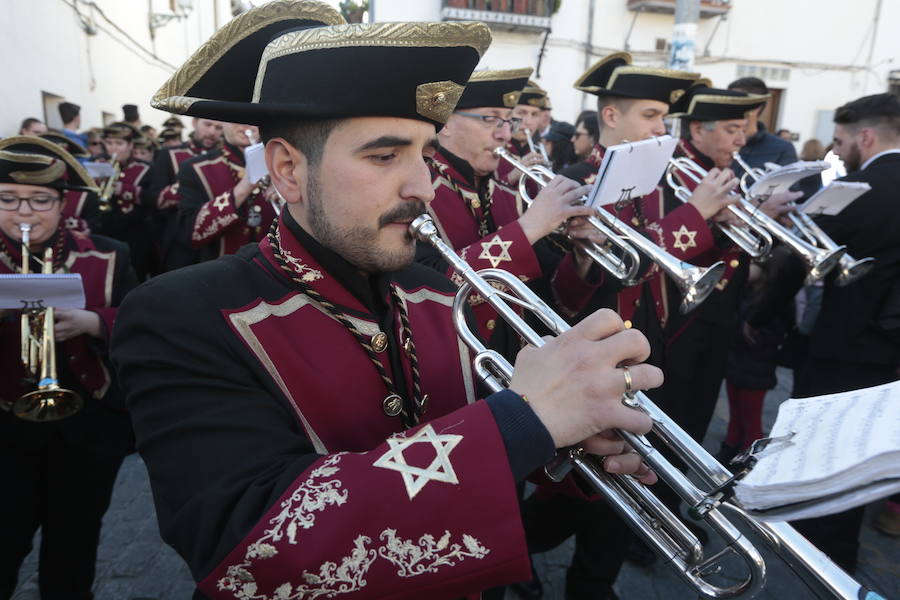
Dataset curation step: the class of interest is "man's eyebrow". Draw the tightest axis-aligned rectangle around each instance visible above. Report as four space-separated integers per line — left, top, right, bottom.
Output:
356 135 413 152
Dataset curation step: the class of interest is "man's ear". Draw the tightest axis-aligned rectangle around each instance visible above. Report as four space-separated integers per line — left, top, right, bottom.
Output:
265 138 308 206
600 104 618 130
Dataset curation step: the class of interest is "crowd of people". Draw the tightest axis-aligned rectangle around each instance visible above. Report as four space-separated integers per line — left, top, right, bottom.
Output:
1 2 898 599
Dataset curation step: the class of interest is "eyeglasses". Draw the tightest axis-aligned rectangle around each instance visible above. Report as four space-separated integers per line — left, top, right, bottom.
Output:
0 194 61 212
455 112 522 132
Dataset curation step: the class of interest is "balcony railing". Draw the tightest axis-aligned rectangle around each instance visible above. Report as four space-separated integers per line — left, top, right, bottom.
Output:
626 0 731 18
442 0 553 32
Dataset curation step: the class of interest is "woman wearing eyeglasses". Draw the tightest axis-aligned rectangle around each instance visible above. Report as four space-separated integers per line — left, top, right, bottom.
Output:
0 136 138 600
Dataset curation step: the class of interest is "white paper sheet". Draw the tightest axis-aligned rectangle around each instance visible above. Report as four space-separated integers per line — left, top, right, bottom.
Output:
83 161 116 179
586 135 678 208
800 181 871 216
747 160 828 198
0 274 85 309
244 143 268 184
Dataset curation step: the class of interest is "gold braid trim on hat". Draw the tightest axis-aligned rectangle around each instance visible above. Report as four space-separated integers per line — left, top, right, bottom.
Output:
573 51 633 89
252 21 491 103
0 136 97 190
605 66 700 91
151 0 345 112
685 93 771 117
468 67 533 82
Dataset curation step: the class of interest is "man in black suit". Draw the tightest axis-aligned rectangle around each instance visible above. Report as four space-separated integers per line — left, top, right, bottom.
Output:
750 92 900 572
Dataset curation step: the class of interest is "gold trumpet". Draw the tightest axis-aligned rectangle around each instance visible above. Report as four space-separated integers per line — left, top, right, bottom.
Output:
494 147 725 314
732 153 874 286
411 212 877 600
15 223 83 421
97 155 121 213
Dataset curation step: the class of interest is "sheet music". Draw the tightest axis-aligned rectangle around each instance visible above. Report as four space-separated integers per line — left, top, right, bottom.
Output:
747 160 828 197
800 181 870 216
735 380 900 517
0 273 86 309
83 161 115 179
586 135 678 208
244 143 268 184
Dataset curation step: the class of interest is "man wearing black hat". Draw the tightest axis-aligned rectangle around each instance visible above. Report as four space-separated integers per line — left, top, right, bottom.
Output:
38 131 102 233
421 68 600 341
0 136 138 600
122 103 142 129
158 127 183 147
498 82 549 187
95 122 156 279
112 3 662 598
665 83 789 446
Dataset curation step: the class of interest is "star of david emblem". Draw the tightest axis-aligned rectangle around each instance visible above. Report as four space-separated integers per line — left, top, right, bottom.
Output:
478 235 513 268
672 224 698 252
213 192 231 211
373 424 463 500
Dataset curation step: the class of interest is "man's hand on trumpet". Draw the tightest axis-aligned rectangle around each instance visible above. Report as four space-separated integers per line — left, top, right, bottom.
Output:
507 150 550 184
688 167 740 221
757 190 803 227
566 214 610 279
518 174 593 244
509 308 663 483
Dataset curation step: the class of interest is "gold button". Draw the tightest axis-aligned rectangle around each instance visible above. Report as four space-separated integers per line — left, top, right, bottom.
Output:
470 198 481 209
382 394 403 417
433 92 446 104
624 320 632 329
486 319 496 331
371 332 388 353
729 259 740 268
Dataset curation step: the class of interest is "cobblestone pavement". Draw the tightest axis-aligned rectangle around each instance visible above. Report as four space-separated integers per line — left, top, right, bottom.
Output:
13 368 900 599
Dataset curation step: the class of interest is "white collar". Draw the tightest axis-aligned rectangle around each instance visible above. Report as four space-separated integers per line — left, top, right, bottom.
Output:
861 148 900 171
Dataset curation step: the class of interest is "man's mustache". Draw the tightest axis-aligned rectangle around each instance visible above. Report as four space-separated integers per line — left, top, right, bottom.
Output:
378 201 427 229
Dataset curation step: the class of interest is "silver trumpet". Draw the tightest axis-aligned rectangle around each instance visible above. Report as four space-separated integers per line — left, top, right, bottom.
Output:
494 146 640 283
495 147 724 314
524 127 550 163
666 157 774 259
732 153 873 286
411 212 876 600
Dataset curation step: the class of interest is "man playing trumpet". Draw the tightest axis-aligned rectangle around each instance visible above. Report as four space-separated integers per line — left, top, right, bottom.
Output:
111 2 663 598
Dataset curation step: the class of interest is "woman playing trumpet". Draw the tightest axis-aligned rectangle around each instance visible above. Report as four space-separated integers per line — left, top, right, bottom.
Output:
0 136 138 600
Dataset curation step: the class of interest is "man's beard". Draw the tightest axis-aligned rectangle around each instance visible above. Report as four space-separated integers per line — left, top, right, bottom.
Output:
842 143 862 173
306 168 426 274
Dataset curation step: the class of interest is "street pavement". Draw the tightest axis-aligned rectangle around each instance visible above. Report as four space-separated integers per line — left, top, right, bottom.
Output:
13 368 900 599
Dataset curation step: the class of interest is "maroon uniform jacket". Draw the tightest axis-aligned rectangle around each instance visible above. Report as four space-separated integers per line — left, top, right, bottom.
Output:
563 143 718 328
112 211 561 599
421 149 597 340
176 142 278 265
95 158 156 279
149 138 206 210
495 138 529 188
0 228 137 418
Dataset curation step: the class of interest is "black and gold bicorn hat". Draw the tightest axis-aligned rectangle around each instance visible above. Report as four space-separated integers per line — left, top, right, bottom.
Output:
40 130 91 159
101 122 141 141
162 116 184 128
152 0 490 127
0 136 97 192
456 67 533 110
574 52 699 106
517 79 547 108
670 81 769 121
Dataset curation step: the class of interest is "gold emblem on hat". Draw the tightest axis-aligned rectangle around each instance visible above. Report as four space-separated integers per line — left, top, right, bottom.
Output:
670 88 686 104
371 331 388 353
383 394 403 417
503 91 521 108
416 80 465 123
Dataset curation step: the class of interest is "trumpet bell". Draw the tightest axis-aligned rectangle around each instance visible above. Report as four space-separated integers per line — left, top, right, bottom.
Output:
679 260 726 314
836 256 875 287
805 245 846 283
14 385 84 422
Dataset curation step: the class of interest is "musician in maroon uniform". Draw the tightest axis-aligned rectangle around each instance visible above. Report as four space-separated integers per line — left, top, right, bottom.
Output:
95 122 155 279
0 136 138 600
420 67 600 340
145 117 223 271
497 82 547 187
664 83 781 446
38 130 102 233
112 4 663 599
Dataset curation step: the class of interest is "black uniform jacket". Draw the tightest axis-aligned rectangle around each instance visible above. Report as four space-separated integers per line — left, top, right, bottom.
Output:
111 211 557 599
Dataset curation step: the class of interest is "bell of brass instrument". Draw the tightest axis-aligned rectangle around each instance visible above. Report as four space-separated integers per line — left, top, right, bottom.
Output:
666 157 774 259
494 147 724 313
411 212 876 600
15 224 84 422
97 155 121 213
732 153 873 286
493 146 640 283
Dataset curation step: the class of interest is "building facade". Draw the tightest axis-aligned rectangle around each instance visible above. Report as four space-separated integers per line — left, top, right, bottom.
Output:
1 0 232 137
373 0 900 146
